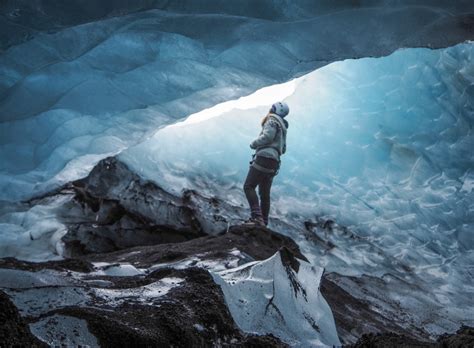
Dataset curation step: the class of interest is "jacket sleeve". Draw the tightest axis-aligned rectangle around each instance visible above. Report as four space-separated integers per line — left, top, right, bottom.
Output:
250 119 278 149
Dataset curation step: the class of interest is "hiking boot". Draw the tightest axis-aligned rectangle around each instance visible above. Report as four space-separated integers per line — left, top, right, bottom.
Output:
242 217 265 227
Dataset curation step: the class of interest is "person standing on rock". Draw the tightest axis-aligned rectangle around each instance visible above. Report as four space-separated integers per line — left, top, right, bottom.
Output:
243 101 289 227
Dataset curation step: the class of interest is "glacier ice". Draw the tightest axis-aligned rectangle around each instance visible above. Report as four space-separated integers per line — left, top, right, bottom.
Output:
0 195 68 261
119 42 474 330
212 250 341 346
122 41 474 261
0 11 284 201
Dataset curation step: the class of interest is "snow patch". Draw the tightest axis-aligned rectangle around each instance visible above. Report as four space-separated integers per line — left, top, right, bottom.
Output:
94 277 184 307
92 263 145 277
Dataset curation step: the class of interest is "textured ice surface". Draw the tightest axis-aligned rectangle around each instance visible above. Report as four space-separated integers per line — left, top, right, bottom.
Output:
212 251 340 346
0 268 75 288
0 11 275 201
122 42 474 330
4 286 90 317
123 42 474 264
0 194 70 261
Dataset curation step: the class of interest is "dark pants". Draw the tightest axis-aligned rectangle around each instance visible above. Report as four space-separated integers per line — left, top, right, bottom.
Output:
243 156 279 225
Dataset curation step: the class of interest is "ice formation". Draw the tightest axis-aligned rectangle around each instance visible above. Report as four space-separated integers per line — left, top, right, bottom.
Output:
0 195 69 261
212 250 341 346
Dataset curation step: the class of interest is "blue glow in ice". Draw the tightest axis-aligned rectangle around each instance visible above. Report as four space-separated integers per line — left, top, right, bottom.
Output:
121 42 474 304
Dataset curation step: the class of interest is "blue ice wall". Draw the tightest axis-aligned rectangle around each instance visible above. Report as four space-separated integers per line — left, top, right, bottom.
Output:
121 42 474 277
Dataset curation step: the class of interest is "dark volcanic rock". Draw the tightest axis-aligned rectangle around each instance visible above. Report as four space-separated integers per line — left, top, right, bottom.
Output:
55 157 251 256
84 224 308 267
322 270 474 345
63 221 203 256
55 267 287 347
0 224 303 346
351 332 433 348
320 274 425 345
57 157 207 256
2 218 470 347
0 257 94 273
437 326 474 348
351 326 474 348
0 291 47 347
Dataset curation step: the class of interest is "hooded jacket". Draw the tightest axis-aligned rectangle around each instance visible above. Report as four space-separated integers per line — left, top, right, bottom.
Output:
250 113 288 162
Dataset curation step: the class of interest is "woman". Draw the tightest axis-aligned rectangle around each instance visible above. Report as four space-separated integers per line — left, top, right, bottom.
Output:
243 101 289 227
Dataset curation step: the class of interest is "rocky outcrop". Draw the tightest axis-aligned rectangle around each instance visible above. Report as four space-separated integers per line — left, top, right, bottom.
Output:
1 218 472 346
83 224 306 268
52 267 287 347
437 326 474 348
0 224 308 347
1 157 469 346
320 274 423 344
47 157 245 256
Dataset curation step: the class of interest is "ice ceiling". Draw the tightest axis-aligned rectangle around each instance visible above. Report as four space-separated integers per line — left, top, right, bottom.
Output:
1 0 474 201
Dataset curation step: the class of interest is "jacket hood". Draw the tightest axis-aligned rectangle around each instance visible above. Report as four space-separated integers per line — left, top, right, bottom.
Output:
270 113 289 130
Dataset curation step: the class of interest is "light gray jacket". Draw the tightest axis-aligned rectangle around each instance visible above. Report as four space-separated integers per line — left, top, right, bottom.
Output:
250 113 288 161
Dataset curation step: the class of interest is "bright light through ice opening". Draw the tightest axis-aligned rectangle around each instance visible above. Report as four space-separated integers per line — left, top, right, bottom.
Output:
169 78 298 128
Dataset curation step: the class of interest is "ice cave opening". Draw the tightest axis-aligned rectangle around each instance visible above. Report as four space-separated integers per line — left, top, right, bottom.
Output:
122 42 474 273
117 42 474 325
0 40 473 332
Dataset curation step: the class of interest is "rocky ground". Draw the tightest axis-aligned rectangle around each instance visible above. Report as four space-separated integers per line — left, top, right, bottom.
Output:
0 291 46 347
1 157 473 347
352 326 474 348
0 225 295 347
1 225 472 347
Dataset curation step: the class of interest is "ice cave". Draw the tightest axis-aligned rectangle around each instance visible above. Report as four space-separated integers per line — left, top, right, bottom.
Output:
0 1 473 347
